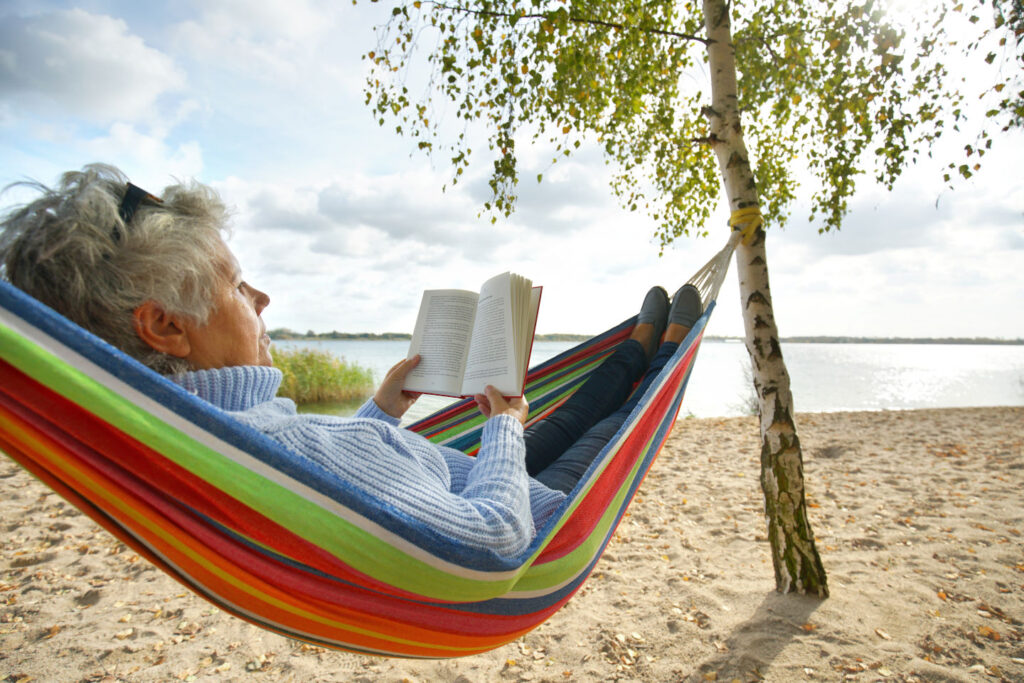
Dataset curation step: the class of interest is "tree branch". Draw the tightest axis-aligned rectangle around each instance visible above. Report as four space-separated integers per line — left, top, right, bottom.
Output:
692 134 722 145
427 1 711 45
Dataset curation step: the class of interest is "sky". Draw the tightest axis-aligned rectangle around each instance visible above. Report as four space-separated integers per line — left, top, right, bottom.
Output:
1 1 1022 340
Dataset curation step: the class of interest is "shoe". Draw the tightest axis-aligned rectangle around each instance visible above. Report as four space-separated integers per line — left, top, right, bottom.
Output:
669 284 703 329
637 286 669 359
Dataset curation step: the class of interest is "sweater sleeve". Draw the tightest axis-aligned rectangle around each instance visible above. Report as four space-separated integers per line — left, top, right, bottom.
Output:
238 404 534 558
456 415 533 549
353 398 400 425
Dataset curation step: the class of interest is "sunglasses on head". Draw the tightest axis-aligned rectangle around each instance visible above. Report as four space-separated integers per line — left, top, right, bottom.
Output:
114 182 163 240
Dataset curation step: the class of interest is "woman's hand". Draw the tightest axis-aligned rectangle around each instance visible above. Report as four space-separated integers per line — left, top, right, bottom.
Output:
374 355 422 419
473 385 529 426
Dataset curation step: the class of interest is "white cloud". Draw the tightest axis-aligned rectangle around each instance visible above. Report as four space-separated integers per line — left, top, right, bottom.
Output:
0 9 185 123
77 122 203 184
227 168 532 262
768 241 1024 339
189 0 330 41
170 0 368 92
317 178 474 243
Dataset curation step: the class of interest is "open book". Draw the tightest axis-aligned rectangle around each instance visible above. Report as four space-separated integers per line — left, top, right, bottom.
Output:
403 272 541 398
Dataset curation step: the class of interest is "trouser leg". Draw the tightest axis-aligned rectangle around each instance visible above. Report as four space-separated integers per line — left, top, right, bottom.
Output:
532 341 679 493
524 339 647 476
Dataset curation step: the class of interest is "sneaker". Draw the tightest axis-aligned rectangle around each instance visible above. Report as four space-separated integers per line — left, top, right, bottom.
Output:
669 284 703 329
636 286 669 359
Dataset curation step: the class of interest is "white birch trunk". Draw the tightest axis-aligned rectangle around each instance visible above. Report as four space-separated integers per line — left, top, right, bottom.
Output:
702 0 828 597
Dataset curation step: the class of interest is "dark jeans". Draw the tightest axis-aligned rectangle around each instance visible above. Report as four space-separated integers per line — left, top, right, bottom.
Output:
526 339 679 493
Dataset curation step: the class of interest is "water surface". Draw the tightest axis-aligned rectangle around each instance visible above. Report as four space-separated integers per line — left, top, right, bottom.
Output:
272 339 1024 422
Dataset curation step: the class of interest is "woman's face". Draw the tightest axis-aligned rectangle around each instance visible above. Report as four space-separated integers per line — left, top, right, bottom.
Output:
184 241 273 370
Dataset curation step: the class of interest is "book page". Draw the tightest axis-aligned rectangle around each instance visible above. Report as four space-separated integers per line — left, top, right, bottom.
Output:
460 273 518 396
517 285 542 380
403 289 479 396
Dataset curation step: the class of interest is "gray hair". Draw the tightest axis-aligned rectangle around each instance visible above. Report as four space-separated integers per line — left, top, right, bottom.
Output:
0 163 230 374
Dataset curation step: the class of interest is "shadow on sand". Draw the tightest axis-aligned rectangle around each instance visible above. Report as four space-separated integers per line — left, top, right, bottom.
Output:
687 590 826 681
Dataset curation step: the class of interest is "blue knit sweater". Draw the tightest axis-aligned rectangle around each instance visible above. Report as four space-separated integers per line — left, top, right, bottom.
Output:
169 365 565 558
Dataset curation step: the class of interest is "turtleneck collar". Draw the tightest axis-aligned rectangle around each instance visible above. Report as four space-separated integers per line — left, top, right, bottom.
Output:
169 365 284 412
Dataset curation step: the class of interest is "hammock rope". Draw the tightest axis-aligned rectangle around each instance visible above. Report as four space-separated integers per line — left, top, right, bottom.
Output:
0 235 738 658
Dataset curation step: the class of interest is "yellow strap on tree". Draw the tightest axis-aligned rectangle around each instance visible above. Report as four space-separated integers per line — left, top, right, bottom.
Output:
729 206 763 245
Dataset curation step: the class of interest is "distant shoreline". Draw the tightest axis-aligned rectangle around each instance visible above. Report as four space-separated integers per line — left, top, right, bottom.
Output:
267 331 596 342
733 336 1024 345
269 330 1023 345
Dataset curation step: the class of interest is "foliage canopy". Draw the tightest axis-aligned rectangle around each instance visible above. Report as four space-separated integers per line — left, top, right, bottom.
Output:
365 0 1022 248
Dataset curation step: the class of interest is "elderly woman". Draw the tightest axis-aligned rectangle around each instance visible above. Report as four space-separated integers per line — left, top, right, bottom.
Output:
0 164 701 558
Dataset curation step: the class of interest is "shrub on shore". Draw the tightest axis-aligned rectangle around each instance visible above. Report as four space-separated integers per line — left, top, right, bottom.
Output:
272 347 375 404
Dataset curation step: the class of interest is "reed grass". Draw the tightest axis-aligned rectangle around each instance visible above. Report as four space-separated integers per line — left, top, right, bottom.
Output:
272 347 375 404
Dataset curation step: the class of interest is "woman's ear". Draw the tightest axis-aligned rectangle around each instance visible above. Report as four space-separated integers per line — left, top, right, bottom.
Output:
132 301 191 358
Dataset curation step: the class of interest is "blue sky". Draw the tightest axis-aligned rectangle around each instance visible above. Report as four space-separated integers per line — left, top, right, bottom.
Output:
1 1 1022 339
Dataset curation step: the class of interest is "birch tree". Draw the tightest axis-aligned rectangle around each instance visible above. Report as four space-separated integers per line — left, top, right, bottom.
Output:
363 0 1022 597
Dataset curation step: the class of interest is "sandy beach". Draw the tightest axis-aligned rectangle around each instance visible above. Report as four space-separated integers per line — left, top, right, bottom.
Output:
2 406 1022 682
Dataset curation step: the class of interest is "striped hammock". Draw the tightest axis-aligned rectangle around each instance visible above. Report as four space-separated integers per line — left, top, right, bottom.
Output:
0 235 738 658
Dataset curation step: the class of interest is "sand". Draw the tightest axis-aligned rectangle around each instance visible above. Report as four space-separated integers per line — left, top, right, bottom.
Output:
2 406 1022 682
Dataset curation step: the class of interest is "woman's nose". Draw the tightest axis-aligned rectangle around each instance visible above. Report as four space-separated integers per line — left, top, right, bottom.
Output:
248 284 270 313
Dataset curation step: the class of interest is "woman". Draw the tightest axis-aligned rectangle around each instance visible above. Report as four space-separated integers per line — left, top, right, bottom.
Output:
0 164 702 558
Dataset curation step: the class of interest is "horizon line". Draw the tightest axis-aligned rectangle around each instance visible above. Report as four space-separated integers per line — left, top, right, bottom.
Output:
268 330 1024 345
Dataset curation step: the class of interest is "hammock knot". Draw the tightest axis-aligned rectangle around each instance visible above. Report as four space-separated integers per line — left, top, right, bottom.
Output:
729 206 763 246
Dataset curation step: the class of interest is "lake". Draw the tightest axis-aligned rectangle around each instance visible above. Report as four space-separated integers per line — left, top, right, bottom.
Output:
271 339 1024 423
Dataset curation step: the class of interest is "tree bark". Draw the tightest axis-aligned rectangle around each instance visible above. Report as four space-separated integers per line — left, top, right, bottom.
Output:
702 0 829 597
